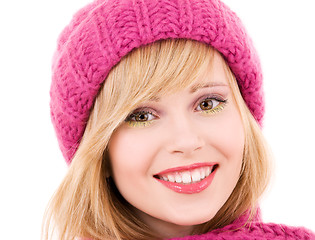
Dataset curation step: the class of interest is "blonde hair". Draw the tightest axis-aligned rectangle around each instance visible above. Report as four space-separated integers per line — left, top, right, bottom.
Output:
43 39 271 240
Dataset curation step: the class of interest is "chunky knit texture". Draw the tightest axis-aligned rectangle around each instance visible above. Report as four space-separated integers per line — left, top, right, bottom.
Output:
50 0 264 163
82 210 315 239
169 212 315 240
169 224 315 239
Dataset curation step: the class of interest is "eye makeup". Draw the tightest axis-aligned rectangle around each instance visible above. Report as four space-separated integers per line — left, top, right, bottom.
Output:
125 109 158 128
124 91 229 128
194 95 228 116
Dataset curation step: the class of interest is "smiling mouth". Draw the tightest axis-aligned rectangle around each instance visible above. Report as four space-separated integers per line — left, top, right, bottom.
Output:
154 164 218 194
154 165 218 184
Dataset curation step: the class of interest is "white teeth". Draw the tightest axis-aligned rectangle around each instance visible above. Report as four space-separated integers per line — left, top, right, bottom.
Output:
168 174 175 182
200 168 206 179
205 167 211 176
175 174 182 183
191 169 201 182
158 165 216 184
182 172 192 184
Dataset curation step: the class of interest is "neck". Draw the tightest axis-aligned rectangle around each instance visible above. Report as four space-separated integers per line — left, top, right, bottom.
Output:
135 209 195 238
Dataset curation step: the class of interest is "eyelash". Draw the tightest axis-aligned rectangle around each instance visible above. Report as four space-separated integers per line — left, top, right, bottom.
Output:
196 96 227 115
125 96 227 127
125 110 156 128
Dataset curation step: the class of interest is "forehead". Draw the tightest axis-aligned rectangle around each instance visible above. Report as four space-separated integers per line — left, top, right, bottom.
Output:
148 52 230 102
117 40 233 106
189 52 230 91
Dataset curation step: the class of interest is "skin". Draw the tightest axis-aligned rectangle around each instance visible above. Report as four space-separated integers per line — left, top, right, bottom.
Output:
108 52 245 238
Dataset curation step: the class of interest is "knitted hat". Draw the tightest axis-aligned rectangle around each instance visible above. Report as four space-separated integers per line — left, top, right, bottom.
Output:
50 0 264 163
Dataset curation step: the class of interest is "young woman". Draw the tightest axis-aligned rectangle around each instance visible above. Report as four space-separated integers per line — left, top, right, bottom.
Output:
44 0 315 239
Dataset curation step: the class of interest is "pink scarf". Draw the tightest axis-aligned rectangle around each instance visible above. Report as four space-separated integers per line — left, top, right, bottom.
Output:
169 210 315 240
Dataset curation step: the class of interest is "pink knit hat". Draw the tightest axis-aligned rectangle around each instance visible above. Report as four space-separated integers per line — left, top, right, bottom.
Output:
50 0 264 163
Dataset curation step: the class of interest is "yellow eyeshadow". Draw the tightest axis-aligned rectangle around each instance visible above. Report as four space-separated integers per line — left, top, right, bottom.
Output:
126 120 154 128
201 103 226 115
126 101 227 128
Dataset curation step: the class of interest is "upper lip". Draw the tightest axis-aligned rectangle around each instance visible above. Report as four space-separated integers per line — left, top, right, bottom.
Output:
154 162 218 176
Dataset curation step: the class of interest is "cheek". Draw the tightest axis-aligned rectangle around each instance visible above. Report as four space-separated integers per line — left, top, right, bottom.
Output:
202 106 245 209
108 128 158 182
219 108 245 188
220 115 244 158
206 106 245 161
108 127 164 213
203 104 245 194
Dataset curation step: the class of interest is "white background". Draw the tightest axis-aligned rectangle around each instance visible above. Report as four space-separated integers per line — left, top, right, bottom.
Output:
0 0 314 239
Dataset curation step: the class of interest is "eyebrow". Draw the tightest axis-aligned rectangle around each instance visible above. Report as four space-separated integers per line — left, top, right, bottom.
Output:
149 96 161 102
189 82 229 93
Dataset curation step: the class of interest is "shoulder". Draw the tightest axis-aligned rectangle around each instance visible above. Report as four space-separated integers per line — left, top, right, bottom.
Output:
169 223 315 239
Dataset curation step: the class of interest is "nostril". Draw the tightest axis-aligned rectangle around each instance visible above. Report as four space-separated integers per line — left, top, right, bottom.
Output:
167 137 205 156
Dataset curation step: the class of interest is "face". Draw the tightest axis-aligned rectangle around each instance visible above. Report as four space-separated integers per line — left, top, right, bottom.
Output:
108 52 245 238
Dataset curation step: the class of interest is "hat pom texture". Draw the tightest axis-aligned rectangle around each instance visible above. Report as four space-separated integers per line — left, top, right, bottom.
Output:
50 0 264 163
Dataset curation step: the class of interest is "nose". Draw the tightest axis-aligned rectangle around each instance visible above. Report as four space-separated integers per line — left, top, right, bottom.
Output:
165 117 205 157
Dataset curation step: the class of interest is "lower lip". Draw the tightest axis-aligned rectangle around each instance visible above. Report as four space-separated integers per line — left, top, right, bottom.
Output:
155 168 217 194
